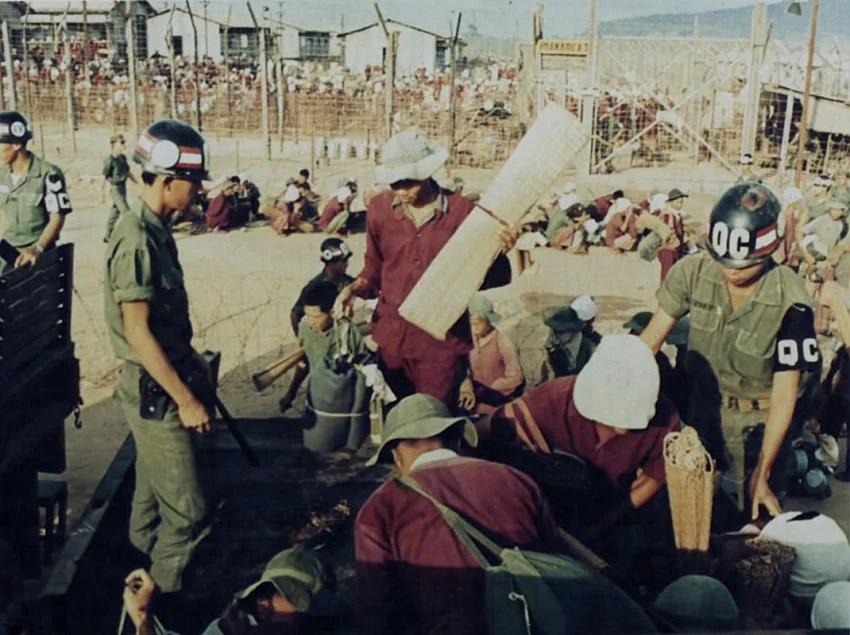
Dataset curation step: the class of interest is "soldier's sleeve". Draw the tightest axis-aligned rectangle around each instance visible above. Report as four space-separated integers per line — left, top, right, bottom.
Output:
43 167 73 216
655 255 696 319
109 246 155 305
774 303 820 372
102 156 113 179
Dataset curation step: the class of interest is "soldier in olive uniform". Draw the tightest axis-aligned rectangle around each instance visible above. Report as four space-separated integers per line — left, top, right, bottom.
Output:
0 110 72 275
104 120 212 599
640 183 820 520
102 133 137 243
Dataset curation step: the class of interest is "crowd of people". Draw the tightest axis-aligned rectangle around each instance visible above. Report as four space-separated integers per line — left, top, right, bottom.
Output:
1 103 850 635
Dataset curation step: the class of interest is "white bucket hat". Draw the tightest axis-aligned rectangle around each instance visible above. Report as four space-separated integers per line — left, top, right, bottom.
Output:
469 293 501 324
650 193 668 213
573 334 659 430
761 511 850 599
558 193 580 210
561 181 577 195
570 295 599 321
375 129 449 184
783 187 804 206
282 184 300 203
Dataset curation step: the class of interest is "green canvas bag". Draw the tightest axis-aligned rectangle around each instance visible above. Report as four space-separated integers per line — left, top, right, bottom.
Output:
398 476 657 635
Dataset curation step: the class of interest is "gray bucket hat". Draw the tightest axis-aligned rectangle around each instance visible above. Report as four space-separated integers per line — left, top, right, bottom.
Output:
237 546 338 615
366 394 478 466
469 294 501 324
375 130 449 184
544 306 585 332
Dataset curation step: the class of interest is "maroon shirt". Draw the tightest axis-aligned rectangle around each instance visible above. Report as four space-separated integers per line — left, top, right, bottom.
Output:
355 455 559 635
493 376 679 487
318 196 344 231
354 188 510 362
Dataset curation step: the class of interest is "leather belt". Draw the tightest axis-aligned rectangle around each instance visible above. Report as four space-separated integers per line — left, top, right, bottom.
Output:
721 394 771 413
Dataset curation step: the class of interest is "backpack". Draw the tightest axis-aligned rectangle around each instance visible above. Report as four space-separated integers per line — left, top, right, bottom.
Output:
398 476 657 635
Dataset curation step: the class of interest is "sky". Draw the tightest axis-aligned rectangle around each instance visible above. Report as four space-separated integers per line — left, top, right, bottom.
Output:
168 0 774 37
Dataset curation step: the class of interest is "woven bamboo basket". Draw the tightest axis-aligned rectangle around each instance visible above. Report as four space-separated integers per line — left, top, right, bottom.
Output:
664 427 715 552
399 104 588 341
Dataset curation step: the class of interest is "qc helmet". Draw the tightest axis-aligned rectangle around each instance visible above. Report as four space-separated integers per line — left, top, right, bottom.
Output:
0 110 33 144
707 183 783 269
133 119 211 182
319 237 353 263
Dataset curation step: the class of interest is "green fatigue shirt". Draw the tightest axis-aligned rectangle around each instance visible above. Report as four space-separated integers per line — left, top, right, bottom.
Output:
0 154 72 247
545 207 574 242
103 153 131 186
657 251 815 400
805 194 831 221
104 203 194 366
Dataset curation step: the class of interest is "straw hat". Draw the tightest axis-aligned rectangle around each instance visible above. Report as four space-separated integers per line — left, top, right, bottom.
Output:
573 334 659 430
375 130 449 184
366 394 477 466
469 294 501 324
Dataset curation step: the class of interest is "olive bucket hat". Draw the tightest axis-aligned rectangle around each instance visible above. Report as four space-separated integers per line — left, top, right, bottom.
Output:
366 394 478 466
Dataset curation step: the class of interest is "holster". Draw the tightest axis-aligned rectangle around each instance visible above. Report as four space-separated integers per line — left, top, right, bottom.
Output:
138 356 215 421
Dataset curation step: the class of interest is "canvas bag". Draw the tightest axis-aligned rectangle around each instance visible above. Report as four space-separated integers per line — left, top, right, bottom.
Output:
398 476 657 635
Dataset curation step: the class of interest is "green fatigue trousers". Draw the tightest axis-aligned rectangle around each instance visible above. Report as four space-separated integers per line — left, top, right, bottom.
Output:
105 183 131 241
719 406 764 511
116 363 209 592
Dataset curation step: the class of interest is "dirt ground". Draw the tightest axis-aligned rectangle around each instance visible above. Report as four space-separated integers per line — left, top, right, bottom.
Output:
36 122 848 623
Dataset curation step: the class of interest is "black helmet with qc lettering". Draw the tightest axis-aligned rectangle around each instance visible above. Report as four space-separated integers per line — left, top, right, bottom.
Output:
0 110 33 144
133 119 211 182
707 182 783 269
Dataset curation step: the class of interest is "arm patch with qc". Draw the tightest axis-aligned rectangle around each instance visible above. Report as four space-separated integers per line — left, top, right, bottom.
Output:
774 303 820 372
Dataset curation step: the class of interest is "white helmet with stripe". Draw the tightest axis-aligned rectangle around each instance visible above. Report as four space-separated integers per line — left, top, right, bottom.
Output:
133 119 211 182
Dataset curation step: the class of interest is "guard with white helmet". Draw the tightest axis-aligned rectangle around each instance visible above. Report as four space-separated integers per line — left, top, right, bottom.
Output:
103 120 212 601
0 110 72 273
639 182 820 522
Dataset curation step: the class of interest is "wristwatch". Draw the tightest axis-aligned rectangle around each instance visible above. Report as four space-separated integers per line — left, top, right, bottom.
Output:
34 243 45 254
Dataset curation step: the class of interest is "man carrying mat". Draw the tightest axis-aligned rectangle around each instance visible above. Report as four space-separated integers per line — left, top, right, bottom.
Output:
335 130 517 408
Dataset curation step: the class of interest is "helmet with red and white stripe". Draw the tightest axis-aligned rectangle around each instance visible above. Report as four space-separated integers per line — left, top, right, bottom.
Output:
0 110 33 144
133 119 211 182
707 183 783 269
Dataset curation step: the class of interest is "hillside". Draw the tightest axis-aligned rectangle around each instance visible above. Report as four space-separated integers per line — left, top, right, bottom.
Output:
598 0 850 41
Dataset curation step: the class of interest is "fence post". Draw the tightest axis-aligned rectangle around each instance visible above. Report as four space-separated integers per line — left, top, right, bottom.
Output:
125 3 139 142
741 3 767 160
276 28 285 153
224 5 232 137
165 3 178 118
22 3 32 112
61 10 76 152
247 2 271 160
448 13 462 165
385 31 398 139
184 0 202 130
2 22 15 111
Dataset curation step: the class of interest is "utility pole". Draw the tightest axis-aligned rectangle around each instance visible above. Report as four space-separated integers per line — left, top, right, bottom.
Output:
795 0 819 187
580 0 598 178
277 1 285 151
741 3 768 160
185 0 202 130
374 4 396 139
247 2 270 159
125 0 139 142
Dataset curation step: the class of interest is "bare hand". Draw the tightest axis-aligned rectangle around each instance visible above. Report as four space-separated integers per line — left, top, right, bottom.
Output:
819 281 848 309
458 377 476 411
498 225 520 254
178 395 211 434
333 280 364 320
123 569 157 628
15 246 40 268
749 474 782 521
